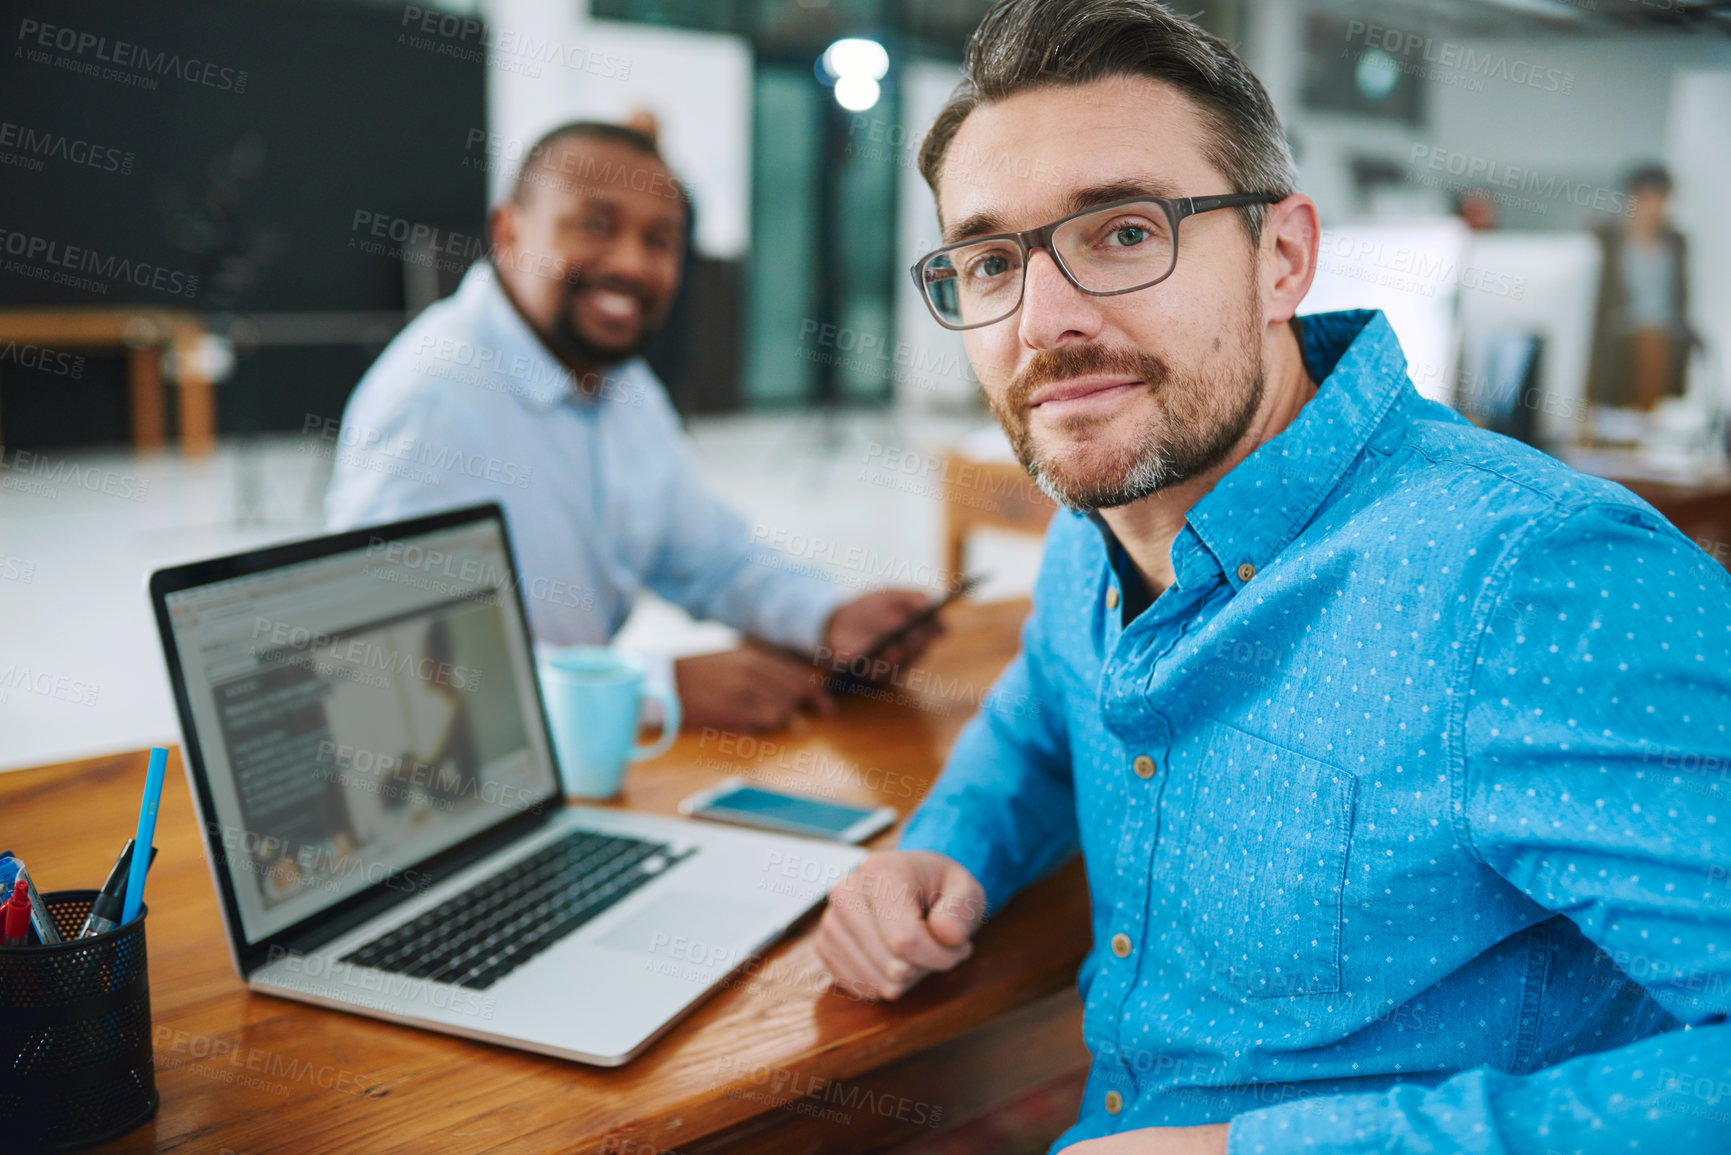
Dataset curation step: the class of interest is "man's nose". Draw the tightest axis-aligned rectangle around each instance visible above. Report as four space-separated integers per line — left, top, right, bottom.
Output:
588 232 658 287
1016 246 1103 349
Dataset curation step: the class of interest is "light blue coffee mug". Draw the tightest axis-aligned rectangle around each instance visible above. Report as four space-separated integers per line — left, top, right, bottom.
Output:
538 647 680 798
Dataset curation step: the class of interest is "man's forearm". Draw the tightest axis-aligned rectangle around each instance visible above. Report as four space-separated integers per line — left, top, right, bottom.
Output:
1227 1020 1731 1154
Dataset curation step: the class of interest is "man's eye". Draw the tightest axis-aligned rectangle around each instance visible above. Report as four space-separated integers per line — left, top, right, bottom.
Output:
582 217 613 236
965 251 1014 280
1111 225 1149 246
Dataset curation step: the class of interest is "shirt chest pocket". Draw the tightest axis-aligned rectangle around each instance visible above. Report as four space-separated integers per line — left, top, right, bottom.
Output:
1175 723 1357 998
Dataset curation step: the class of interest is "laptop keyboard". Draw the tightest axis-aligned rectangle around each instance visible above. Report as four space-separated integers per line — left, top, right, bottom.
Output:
339 829 694 990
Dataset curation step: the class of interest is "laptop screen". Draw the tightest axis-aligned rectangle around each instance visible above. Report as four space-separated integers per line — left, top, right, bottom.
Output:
162 514 560 945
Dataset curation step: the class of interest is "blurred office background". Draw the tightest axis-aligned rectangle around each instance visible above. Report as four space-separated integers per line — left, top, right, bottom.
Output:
4 0 1731 772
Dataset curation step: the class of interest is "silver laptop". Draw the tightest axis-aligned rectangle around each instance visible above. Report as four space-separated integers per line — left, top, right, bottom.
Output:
150 502 864 1066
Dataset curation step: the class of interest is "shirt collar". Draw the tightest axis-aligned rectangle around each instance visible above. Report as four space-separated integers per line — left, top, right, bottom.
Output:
467 261 640 415
1185 308 1412 590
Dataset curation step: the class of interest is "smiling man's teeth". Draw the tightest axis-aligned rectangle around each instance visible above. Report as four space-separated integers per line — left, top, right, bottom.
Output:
587 289 640 320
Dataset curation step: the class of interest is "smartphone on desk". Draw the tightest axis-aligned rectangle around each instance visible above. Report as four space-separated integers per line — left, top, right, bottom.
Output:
679 778 897 844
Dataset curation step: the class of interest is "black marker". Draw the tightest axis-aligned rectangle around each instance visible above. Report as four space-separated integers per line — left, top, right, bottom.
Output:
77 840 158 938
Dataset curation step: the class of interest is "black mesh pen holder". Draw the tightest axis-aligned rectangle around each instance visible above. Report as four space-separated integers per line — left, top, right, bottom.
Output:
0 890 158 1151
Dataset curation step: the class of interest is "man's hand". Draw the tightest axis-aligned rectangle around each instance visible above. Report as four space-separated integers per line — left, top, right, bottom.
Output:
823 590 945 675
1058 1124 1229 1155
815 850 986 1001
674 647 834 732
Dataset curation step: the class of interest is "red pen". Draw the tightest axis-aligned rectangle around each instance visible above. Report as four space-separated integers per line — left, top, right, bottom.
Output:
2 878 30 946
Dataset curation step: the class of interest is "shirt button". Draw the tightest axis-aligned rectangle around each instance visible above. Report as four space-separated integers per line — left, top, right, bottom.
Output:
1237 562 1256 582
1132 755 1156 779
1111 932 1132 958
1105 586 1119 611
1104 1090 1123 1115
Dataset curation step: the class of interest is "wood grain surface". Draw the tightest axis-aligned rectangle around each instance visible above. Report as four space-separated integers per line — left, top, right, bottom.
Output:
1 598 1092 1154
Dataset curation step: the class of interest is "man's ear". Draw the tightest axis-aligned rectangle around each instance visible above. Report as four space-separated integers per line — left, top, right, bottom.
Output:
488 203 516 264
1260 193 1320 326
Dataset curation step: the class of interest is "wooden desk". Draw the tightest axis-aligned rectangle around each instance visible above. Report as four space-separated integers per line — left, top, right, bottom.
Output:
2 599 1092 1154
0 308 214 456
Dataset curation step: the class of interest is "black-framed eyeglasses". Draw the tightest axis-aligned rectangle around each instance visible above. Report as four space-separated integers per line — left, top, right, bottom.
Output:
910 192 1284 331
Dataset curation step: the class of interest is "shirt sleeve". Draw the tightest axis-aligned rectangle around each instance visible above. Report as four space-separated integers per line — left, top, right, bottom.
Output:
897 552 1078 914
635 388 848 651
1229 501 1731 1154
323 376 516 530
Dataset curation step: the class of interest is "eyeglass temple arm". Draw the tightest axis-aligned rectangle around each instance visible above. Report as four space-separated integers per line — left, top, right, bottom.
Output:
1179 192 1284 218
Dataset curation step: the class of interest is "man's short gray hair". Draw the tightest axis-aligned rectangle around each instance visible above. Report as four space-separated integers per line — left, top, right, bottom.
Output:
919 0 1298 241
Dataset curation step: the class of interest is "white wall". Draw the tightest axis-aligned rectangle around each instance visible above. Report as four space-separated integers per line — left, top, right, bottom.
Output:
481 0 752 258
1666 68 1731 417
1248 6 1731 230
894 59 977 415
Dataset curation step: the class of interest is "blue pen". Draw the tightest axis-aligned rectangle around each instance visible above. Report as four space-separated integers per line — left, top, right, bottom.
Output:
120 747 168 925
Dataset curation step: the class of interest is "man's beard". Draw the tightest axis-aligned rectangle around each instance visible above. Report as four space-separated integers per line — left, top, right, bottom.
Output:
548 271 659 369
988 318 1265 512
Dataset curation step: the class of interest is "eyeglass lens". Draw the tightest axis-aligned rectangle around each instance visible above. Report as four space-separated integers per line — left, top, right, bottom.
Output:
922 200 1177 327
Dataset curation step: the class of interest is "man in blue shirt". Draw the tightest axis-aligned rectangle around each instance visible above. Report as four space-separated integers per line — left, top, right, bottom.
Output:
813 2 1731 1152
326 122 937 732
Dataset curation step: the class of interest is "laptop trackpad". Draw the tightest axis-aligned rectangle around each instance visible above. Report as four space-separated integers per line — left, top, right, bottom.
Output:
594 893 780 958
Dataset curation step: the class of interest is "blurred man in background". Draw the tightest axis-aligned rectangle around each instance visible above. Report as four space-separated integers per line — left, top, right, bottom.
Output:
326 121 936 731
1587 164 1695 412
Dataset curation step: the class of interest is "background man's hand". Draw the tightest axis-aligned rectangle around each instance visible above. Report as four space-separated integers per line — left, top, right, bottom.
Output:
674 647 834 732
1058 1124 1230 1155
824 589 945 675
815 849 986 1001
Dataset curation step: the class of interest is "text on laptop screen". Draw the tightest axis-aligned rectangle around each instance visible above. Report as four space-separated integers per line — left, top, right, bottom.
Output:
164 519 559 944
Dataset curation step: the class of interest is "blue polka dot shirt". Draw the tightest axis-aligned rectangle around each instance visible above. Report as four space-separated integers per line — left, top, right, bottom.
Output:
899 309 1731 1154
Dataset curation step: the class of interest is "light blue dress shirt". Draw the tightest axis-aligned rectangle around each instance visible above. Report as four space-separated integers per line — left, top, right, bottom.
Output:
899 310 1731 1153
324 262 848 650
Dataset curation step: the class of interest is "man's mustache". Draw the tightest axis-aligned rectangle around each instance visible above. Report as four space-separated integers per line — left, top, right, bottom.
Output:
1005 344 1169 413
